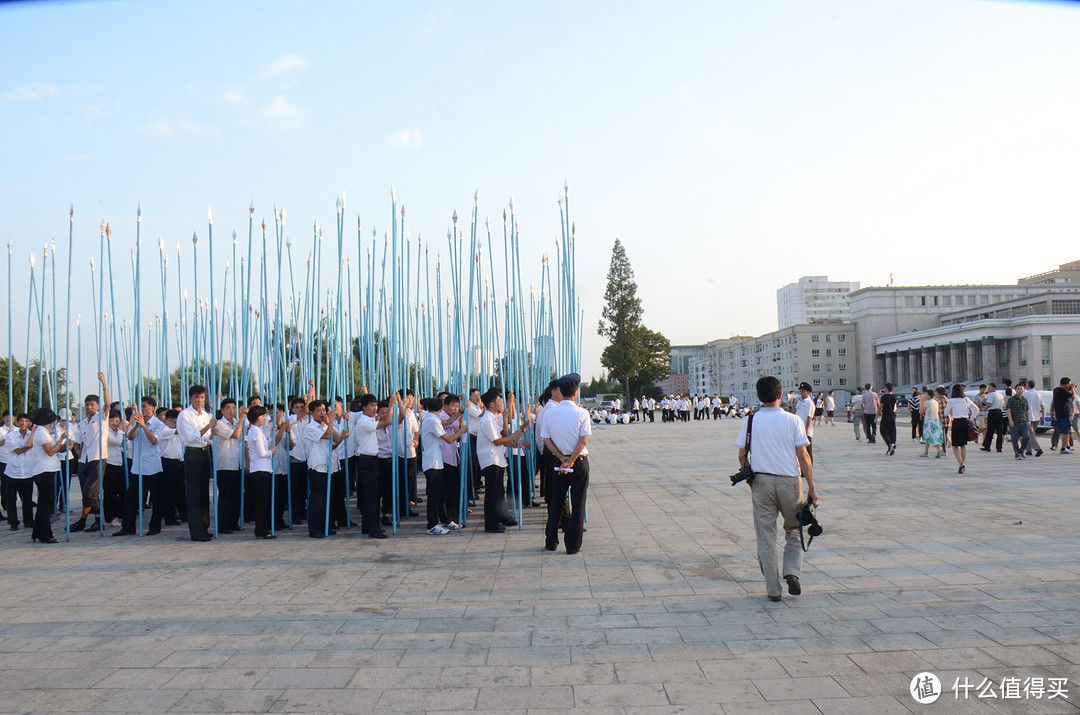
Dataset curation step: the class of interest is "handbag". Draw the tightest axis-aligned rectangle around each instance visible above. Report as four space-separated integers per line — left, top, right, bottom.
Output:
967 422 979 442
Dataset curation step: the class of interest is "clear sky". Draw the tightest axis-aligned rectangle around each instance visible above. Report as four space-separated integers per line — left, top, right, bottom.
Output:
3 0 1080 393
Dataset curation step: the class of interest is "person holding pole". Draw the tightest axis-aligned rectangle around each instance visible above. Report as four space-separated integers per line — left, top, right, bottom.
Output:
421 396 468 534
177 384 216 542
27 408 66 543
245 405 276 539
350 393 391 538
70 373 110 533
303 399 344 538
213 398 245 533
477 387 527 534
118 396 166 536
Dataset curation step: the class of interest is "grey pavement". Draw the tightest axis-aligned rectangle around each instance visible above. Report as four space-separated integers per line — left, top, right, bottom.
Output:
2 416 1080 713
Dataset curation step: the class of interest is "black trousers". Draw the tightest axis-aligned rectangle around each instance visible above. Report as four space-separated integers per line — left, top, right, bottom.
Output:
354 454 381 535
161 458 186 522
910 411 922 439
377 457 394 517
444 464 461 525
880 416 897 448
123 471 164 533
184 447 213 540
103 463 125 522
217 469 241 530
289 459 308 523
249 471 272 537
31 472 55 541
469 439 481 496
482 464 506 531
862 413 878 442
8 477 34 530
425 467 446 529
395 457 412 516
1 469 17 525
330 468 348 528
542 448 572 526
545 456 589 553
273 471 289 527
984 410 1004 451
648 409 654 422
307 468 328 537
56 460 73 512
243 469 255 523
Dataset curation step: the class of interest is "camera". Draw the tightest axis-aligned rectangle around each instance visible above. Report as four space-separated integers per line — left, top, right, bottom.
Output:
730 465 755 486
797 502 822 537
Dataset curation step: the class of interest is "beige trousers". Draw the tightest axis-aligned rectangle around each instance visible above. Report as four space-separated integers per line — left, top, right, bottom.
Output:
751 473 805 598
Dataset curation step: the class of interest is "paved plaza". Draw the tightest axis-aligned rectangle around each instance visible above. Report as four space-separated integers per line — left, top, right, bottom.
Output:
2 416 1080 713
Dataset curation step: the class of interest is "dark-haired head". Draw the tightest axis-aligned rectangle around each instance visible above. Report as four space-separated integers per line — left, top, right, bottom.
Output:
756 376 782 403
247 405 267 425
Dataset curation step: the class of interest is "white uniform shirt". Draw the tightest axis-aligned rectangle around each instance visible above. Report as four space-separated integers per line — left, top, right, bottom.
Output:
734 407 808 477
420 412 445 472
288 414 308 462
304 420 331 473
476 410 507 469
214 417 242 471
396 409 419 458
247 425 273 473
351 412 379 457
177 405 213 448
332 417 347 471
467 402 483 436
106 427 124 466
75 414 108 462
795 397 815 439
5 429 32 479
0 423 13 465
159 426 183 460
539 400 591 457
272 425 291 474
27 425 61 476
130 416 165 475
986 391 1005 410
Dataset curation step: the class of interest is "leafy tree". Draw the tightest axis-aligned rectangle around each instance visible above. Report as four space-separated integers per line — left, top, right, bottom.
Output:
0 357 74 414
597 240 671 401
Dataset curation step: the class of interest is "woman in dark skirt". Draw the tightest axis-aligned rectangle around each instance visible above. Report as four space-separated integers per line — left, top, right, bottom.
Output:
944 384 976 474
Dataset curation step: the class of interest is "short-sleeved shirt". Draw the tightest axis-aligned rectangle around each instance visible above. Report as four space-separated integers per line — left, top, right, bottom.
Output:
880 394 898 420
862 391 879 415
27 425 61 476
214 418 242 470
476 410 507 469
1053 387 1073 418
795 397 814 439
986 391 1005 410
420 413 446 472
1006 395 1030 423
1023 390 1043 422
734 407 808 477
439 411 462 467
304 420 331 473
539 400 591 457
130 416 165 475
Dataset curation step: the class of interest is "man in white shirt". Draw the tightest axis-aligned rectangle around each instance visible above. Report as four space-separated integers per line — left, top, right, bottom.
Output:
288 396 310 526
214 398 246 533
466 388 484 499
795 382 815 462
177 384 217 541
119 395 166 536
735 375 818 602
303 399 345 538
158 408 185 524
477 388 527 533
420 397 469 534
540 373 591 555
70 372 111 532
0 409 14 524
350 394 393 538
981 383 1005 453
1024 380 1045 457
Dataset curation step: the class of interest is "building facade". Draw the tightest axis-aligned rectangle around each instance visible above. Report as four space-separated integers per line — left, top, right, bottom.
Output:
777 276 860 329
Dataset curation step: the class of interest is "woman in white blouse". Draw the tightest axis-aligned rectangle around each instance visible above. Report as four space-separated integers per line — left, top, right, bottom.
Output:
943 384 978 474
245 406 276 539
27 408 68 543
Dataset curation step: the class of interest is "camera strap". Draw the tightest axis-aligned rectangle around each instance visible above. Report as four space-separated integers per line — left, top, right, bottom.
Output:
797 504 816 552
745 412 754 464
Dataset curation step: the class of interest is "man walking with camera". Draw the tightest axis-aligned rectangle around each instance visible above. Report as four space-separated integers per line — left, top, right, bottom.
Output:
735 375 818 602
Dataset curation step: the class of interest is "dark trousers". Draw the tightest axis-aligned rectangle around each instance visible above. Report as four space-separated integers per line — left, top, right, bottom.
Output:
377 457 393 517
103 463 125 522
1 469 17 525
330 468 348 528
161 458 186 522
123 471 164 533
307 468 328 537
217 469 241 530
469 440 481 496
56 460 72 512
482 464 506 531
444 464 461 525
880 416 897 448
1010 423 1032 457
395 457 412 516
273 471 289 527
542 449 572 525
9 477 34 530
31 472 55 541
406 455 418 503
243 469 255 523
289 459 308 523
425 467 447 529
910 411 922 439
545 456 589 553
648 409 654 422
184 447 212 539
354 454 381 535
984 410 1004 451
249 471 272 537
862 413 878 442
77 459 102 512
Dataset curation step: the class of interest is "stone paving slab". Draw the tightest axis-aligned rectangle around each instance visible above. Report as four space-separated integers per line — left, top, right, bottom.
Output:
1 417 1080 712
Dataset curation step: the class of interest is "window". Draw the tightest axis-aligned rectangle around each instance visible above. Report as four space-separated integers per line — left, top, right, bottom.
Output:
921 297 927 306
1043 376 1052 390
826 349 832 357
812 364 821 372
838 348 846 357
827 378 833 386
838 363 847 371
812 379 821 387
839 378 848 386
812 349 820 357
997 342 1009 370
825 334 832 342
811 334 820 342
1018 340 1027 368
1042 337 1051 365
839 334 846 342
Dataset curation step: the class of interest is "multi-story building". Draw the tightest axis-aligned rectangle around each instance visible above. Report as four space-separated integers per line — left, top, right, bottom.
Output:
777 276 860 329
688 337 752 395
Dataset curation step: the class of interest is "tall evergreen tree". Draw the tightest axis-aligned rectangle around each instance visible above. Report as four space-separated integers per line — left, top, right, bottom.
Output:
597 239 670 401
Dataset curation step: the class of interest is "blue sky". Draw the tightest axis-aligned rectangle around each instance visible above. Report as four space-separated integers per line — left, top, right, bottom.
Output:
3 0 1080 391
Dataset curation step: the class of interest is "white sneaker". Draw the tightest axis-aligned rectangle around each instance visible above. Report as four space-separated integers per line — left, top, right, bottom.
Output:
108 518 122 527
442 521 459 530
427 525 449 535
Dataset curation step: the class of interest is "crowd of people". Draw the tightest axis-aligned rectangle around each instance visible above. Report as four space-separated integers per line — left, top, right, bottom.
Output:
842 378 1078 474
0 372 594 554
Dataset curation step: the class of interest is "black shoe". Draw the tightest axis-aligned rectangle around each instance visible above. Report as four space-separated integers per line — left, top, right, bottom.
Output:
33 536 58 544
9 524 18 531
112 530 135 537
191 535 212 542
768 595 782 602
146 529 161 536
70 518 85 531
218 528 235 534
381 516 393 526
565 548 580 555
785 575 801 595
256 533 277 539
164 520 181 526
309 533 326 538
544 543 557 551
1036 450 1044 457
369 531 388 539
85 521 100 532
501 519 518 527
275 522 290 530
328 530 338 536
407 509 419 517
485 525 507 533
980 447 991 452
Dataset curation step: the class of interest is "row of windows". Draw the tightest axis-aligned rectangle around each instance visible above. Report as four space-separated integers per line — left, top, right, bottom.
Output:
811 364 847 372
811 349 846 358
810 334 848 343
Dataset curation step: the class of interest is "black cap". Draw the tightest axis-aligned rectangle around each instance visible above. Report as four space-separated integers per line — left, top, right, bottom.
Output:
557 373 581 394
798 382 813 393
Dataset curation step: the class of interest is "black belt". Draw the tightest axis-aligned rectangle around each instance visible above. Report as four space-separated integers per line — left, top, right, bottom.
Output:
185 445 210 451
755 472 799 478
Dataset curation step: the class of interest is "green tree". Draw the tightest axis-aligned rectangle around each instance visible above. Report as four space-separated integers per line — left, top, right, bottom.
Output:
597 240 670 401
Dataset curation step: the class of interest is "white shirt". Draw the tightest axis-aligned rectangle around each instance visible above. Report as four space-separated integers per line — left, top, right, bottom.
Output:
332 417 348 470
0 423 13 463
304 420 332 473
539 399 591 457
826 396 835 410
734 407 808 477
106 427 124 466
214 417 242 471
351 412 379 456
476 410 507 469
420 412 446 472
130 416 165 475
159 426 183 460
396 409 419 458
177 405 213 448
75 414 108 462
795 397 815 439
986 391 1005 410
288 414 308 461
1024 390 1044 421
467 401 483 436
944 397 977 420
247 425 273 473
26 425 61 476
4 429 32 479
